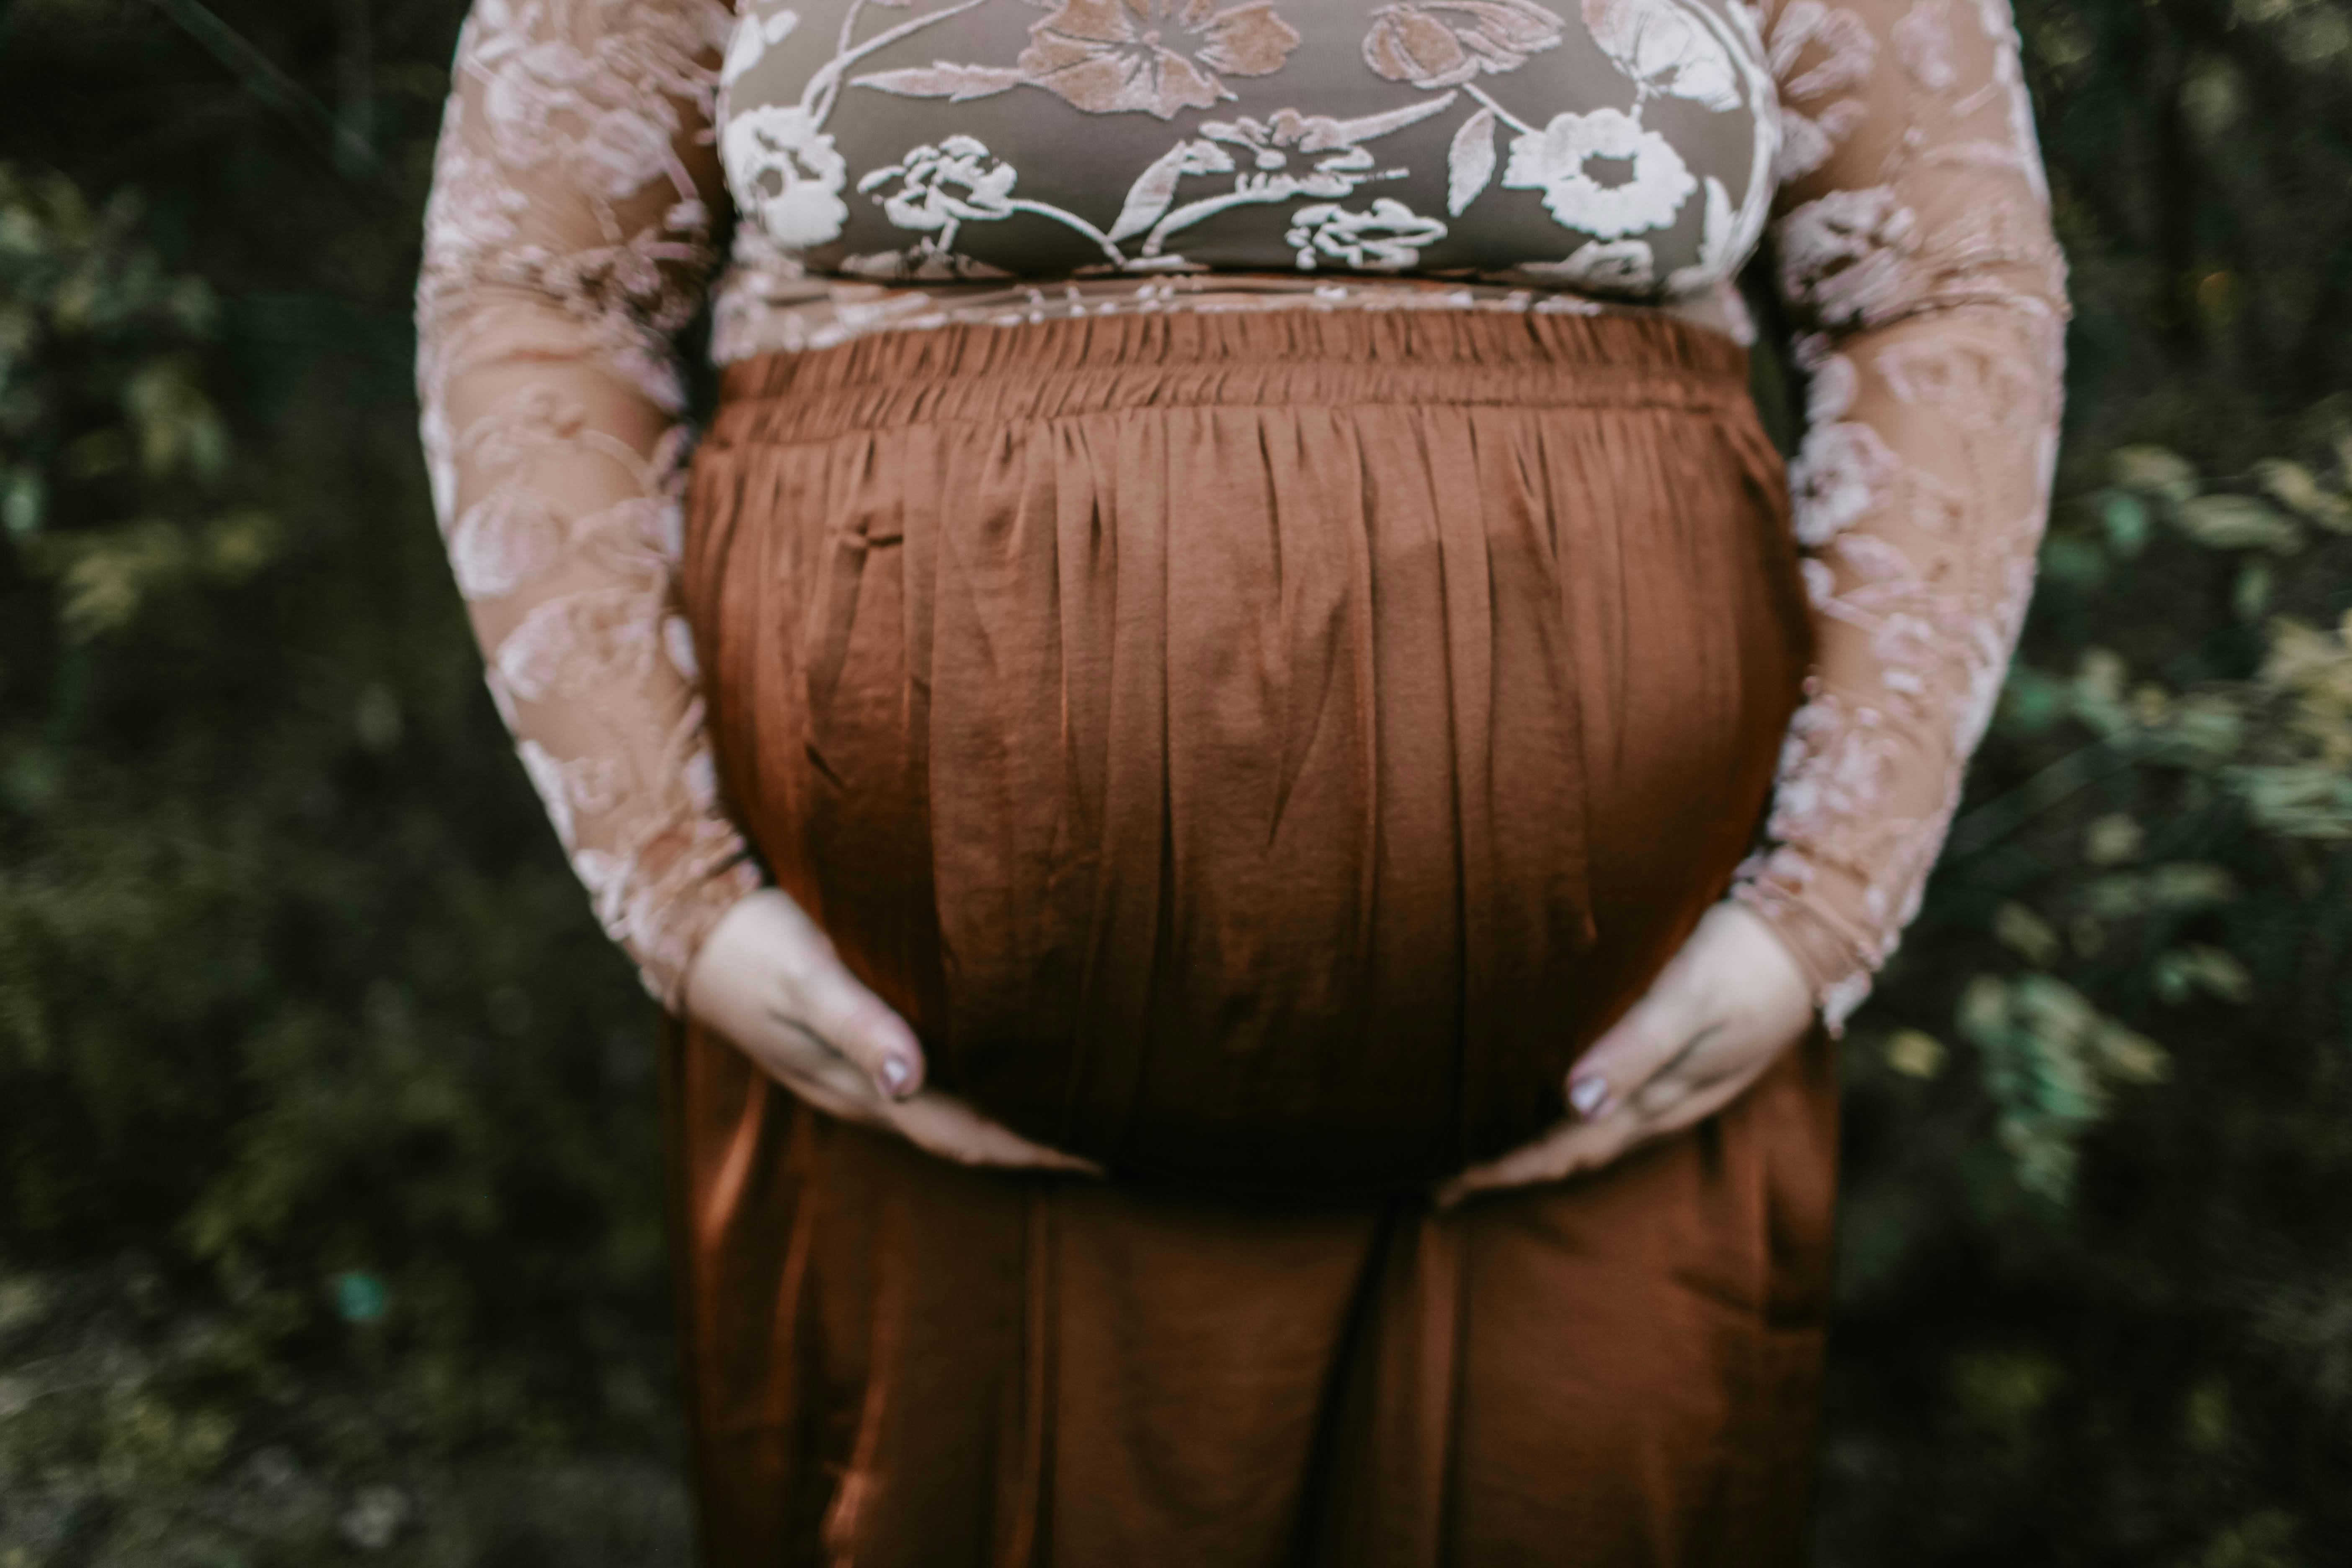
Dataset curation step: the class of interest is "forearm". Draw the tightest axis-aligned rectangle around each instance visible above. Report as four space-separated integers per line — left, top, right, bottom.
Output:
1734 0 2071 1029
416 0 761 1007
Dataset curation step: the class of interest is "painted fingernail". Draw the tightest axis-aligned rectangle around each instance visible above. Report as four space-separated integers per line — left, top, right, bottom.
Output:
879 1055 914 1096
1569 1075 1610 1118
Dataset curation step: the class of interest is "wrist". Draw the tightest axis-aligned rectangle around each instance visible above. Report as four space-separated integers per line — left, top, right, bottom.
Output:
668 869 774 1019
1724 881 1868 1034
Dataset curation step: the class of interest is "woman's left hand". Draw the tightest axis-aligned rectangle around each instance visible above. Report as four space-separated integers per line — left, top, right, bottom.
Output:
1434 901 1816 1208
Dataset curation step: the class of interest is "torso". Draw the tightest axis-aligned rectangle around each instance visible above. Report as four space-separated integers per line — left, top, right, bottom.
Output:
698 2 1797 1191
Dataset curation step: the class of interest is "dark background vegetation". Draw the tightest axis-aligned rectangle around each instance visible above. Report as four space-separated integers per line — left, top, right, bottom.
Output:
5 0 2352 1560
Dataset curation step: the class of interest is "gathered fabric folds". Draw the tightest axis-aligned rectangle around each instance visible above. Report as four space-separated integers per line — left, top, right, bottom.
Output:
680 309 1812 1197
665 309 1838 1566
660 1018 1840 1568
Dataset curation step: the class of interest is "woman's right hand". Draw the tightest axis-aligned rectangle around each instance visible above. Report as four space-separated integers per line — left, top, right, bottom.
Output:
684 889 1102 1174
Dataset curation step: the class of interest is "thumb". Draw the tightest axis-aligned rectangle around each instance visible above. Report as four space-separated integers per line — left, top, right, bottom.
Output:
1565 920 1726 1120
789 947 927 1101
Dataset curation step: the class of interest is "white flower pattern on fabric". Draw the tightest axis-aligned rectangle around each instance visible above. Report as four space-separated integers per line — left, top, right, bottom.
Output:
722 104 850 246
1776 183 1922 327
860 137 1020 237
722 5 798 85
737 0 1771 291
1764 0 1876 181
1014 0 1302 118
415 0 2070 1037
1361 0 1569 87
1286 197 1450 269
1581 0 1744 110
1514 236 1656 289
1501 108 1697 237
1789 419 1899 546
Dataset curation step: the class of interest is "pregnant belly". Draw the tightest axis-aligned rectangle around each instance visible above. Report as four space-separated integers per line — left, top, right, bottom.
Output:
683 387 1808 1197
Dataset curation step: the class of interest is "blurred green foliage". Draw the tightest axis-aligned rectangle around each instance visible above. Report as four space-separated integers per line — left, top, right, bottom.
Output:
3 0 2352 1562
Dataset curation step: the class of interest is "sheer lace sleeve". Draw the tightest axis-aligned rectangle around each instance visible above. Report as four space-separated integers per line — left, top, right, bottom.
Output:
416 0 760 1008
1729 0 2071 1029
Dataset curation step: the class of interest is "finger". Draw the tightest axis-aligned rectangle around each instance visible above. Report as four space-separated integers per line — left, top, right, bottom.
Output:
1555 1052 1781 1186
1442 1006 1799 1209
1565 900 1817 1122
890 1093 1106 1174
1434 1114 1632 1208
1633 1051 1779 1144
752 1026 896 1124
786 954 926 1101
1564 976 1715 1124
1627 1014 1769 1118
1441 1058 1753 1210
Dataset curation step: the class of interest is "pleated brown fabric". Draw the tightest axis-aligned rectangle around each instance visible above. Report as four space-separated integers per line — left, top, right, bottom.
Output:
665 308 1838 1565
679 308 1813 1197
660 1021 1839 1568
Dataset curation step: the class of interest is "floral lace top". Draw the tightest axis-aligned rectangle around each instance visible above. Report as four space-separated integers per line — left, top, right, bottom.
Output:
415 0 2069 1029
702 0 1776 353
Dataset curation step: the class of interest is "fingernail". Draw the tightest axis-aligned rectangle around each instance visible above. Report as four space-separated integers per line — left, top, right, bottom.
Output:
879 1055 914 1097
1569 1075 1610 1118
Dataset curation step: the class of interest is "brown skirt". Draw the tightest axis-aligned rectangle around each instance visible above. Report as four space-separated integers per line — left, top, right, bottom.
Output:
665 308 1838 1565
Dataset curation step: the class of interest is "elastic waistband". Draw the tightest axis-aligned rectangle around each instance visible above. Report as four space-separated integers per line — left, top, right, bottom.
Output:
709 307 1752 448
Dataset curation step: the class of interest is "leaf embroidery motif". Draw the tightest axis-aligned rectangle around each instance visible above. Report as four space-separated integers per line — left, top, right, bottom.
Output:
851 62 1028 99
1109 141 1238 242
1663 173 1738 292
722 6 800 88
1447 106 1498 214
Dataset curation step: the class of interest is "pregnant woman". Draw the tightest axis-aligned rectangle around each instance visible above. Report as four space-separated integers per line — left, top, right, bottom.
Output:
416 0 2066 1558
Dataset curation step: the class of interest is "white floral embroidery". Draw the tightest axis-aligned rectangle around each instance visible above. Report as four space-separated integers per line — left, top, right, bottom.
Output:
723 5 800 87
446 486 565 600
417 0 763 1006
723 104 851 247
1776 184 1921 326
1765 0 1878 181
1582 0 1743 109
1663 172 1741 291
1287 198 1449 269
1891 0 1956 89
1793 331 1859 420
861 136 1019 237
1214 100 1447 176
1789 420 1898 546
1362 0 1568 87
836 241 1017 280
729 0 1778 284
709 270 1737 363
1769 0 1879 100
1514 237 1656 289
1502 108 1697 237
1122 97 1453 260
1014 0 1302 118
